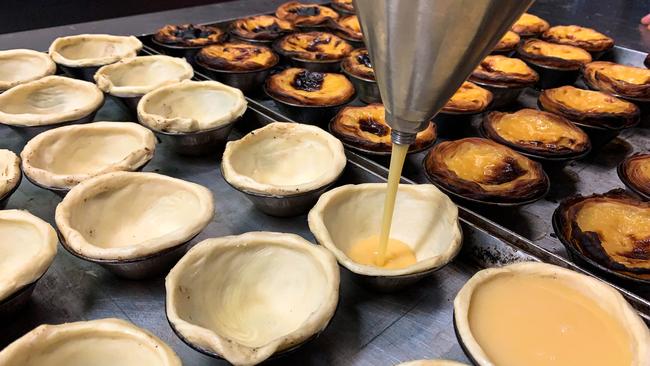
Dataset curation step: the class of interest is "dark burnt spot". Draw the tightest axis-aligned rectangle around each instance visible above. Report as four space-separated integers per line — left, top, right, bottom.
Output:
306 35 332 52
356 53 372 68
173 25 212 40
359 118 389 137
251 23 281 34
288 6 321 16
223 46 263 61
625 236 650 260
480 157 527 185
291 70 324 91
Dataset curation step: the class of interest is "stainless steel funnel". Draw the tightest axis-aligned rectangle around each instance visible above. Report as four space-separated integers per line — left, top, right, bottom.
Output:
354 0 534 144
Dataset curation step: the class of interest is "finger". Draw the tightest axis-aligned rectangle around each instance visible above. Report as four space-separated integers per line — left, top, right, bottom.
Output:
642 13 650 24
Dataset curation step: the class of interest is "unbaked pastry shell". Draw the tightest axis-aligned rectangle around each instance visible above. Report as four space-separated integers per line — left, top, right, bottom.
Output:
0 75 103 127
308 183 462 277
0 149 21 198
137 80 247 133
94 55 193 98
453 261 650 366
0 210 57 302
222 122 346 195
0 318 181 365
166 231 339 366
49 34 143 67
21 122 156 190
0 49 56 92
55 171 214 260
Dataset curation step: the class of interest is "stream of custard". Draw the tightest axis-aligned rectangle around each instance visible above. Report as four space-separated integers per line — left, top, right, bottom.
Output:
347 143 416 269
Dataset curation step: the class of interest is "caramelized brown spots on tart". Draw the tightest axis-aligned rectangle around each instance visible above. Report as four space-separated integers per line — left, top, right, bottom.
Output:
275 32 353 61
275 1 340 26
519 39 592 67
620 153 650 198
442 81 493 113
511 13 550 36
288 5 321 16
265 67 355 106
230 15 294 41
196 42 277 71
480 157 526 185
154 24 225 47
341 48 374 80
540 86 638 115
470 55 538 86
358 118 389 137
583 61 650 99
542 25 614 52
291 70 324 91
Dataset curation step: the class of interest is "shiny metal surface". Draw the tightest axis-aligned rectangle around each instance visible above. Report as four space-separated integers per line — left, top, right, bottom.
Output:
195 59 276 93
341 67 381 104
354 0 533 138
57 64 101 82
0 282 38 316
5 109 99 142
145 118 238 156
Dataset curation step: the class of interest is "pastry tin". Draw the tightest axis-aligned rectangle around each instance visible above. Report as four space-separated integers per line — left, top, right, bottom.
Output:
264 84 352 125
195 58 278 94
341 66 380 104
5 109 100 141
144 117 240 156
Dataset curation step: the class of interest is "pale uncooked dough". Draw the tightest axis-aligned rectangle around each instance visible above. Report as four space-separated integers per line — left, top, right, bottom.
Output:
0 49 56 91
49 34 142 67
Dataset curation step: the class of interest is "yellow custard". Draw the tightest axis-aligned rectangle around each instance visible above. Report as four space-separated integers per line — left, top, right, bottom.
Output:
469 272 633 366
598 64 650 84
547 25 608 42
552 86 633 114
347 234 416 269
483 55 532 75
492 109 584 145
515 13 545 27
522 40 591 62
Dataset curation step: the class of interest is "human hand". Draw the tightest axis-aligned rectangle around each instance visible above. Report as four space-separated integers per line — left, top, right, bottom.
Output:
642 13 650 30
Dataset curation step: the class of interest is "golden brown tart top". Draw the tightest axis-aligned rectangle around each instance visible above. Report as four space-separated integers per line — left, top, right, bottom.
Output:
330 104 436 153
583 61 650 100
517 39 592 70
196 42 278 71
556 189 650 280
275 32 353 61
276 1 340 26
619 153 650 199
265 67 355 106
441 81 493 114
511 13 550 37
469 55 539 87
229 15 295 41
493 31 521 53
424 137 548 203
331 0 354 13
483 109 590 158
153 24 226 47
539 86 640 129
341 48 374 80
542 25 614 52
331 15 363 41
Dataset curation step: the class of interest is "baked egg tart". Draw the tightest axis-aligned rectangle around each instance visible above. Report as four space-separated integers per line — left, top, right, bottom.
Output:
539 86 640 130
20 122 156 192
0 149 21 206
619 153 650 200
166 232 339 365
482 109 590 159
330 103 436 154
511 13 550 37
470 55 539 87
331 0 354 14
308 183 462 289
229 15 294 42
275 1 339 27
0 75 103 128
441 81 493 114
331 15 363 43
542 25 614 53
517 38 592 70
583 61 650 101
555 189 650 281
424 138 549 204
222 122 346 216
0 49 55 92
0 210 57 303
196 42 278 71
274 31 353 71
0 318 181 365
492 31 520 54
48 34 142 69
454 261 650 366
265 67 355 106
153 24 225 47
341 48 373 80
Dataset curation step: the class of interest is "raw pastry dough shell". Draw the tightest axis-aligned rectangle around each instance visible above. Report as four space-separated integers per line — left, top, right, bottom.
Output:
0 210 57 302
308 183 463 277
166 231 339 366
0 149 21 198
21 122 156 190
49 34 142 67
453 262 650 366
0 49 56 92
55 172 214 260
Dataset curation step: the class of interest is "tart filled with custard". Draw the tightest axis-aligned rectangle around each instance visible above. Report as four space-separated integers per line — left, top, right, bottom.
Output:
556 190 650 280
275 31 353 61
424 138 549 203
331 0 354 14
542 25 614 53
539 86 640 129
266 67 355 106
482 109 590 159
153 24 226 47
441 81 493 114
517 39 592 70
583 61 650 100
229 15 294 42
510 13 550 37
492 31 520 54
330 104 436 153
331 15 363 42
275 1 339 26
341 48 374 80
619 153 650 199
196 42 278 71
469 55 539 88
